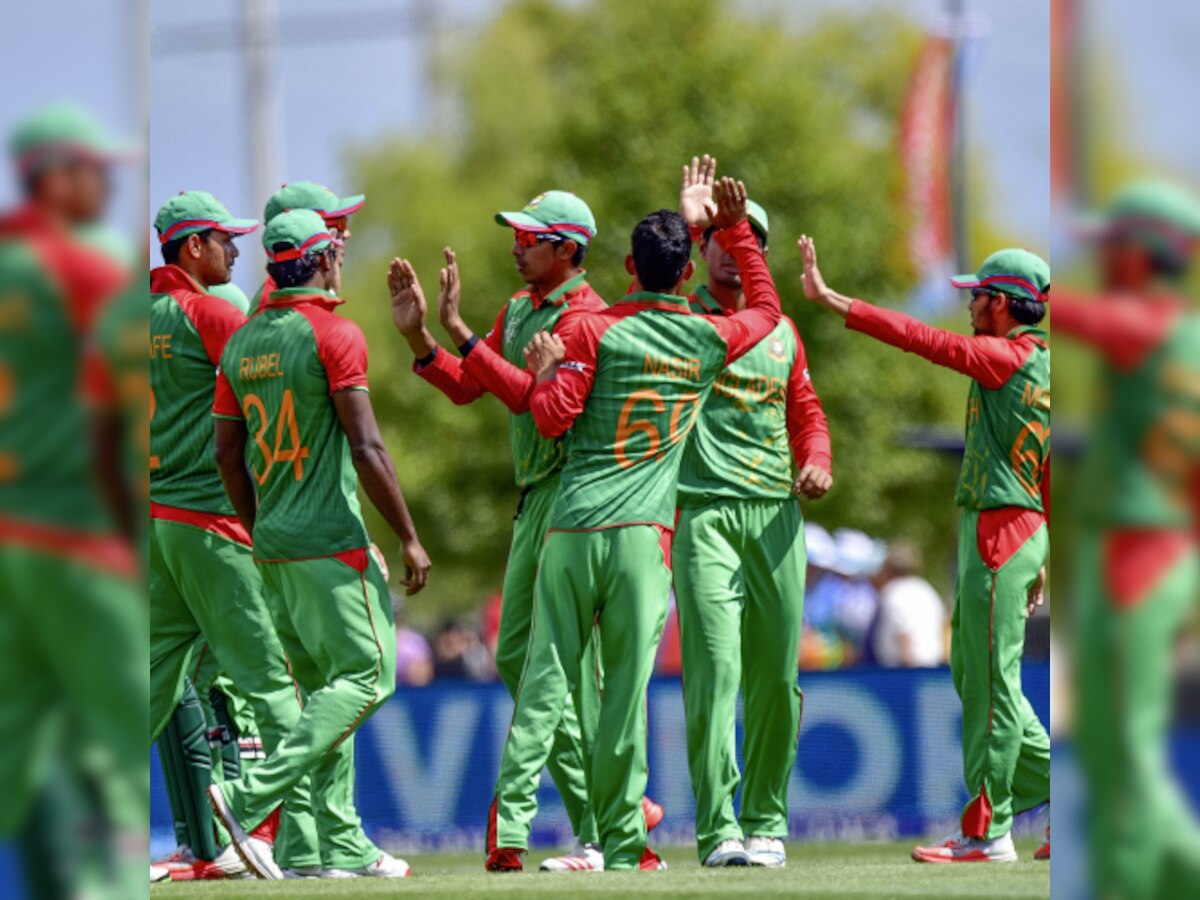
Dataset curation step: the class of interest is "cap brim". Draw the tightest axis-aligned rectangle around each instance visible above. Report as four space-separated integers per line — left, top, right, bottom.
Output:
326 194 365 217
949 274 981 288
215 218 259 235
495 211 549 231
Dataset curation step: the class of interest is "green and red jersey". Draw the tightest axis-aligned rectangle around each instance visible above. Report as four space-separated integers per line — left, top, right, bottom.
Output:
213 288 371 561
529 220 782 532
0 204 132 568
247 275 276 317
150 265 248 527
678 286 831 504
416 273 606 488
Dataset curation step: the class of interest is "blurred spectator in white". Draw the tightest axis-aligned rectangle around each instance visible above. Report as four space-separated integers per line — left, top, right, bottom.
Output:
801 525 886 668
392 593 433 687
432 617 493 681
868 542 947 668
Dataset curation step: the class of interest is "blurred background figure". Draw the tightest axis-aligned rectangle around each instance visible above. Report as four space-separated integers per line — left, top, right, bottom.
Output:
869 542 947 668
801 525 886 668
393 593 434 687
431 617 493 682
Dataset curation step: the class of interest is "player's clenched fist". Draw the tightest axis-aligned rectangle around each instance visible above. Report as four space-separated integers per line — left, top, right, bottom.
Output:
792 463 833 499
388 257 428 337
524 330 566 380
400 537 432 596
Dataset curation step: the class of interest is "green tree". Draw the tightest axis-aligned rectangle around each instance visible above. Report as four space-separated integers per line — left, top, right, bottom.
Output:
341 0 973 622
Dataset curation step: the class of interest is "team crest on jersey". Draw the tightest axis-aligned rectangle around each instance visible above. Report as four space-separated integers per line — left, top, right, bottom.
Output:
768 337 787 362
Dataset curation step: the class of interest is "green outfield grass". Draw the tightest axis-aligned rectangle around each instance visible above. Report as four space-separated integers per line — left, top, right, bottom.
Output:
151 839 1049 898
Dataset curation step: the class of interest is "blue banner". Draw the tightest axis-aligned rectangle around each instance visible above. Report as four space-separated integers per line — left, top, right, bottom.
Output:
151 663 1052 853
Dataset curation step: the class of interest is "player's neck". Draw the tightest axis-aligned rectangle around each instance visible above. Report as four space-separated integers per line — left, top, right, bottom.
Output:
707 279 745 312
176 259 210 290
531 266 583 297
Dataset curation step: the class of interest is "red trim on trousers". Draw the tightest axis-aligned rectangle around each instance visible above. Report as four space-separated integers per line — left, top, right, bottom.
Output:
1104 529 1192 609
329 567 383 751
150 502 252 547
962 784 993 839
0 515 137 577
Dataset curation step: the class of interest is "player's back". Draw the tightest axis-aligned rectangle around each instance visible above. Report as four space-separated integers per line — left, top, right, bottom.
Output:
550 296 730 531
217 290 369 560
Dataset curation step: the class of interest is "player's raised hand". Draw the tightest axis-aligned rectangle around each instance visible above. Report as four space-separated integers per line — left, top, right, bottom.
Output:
793 464 833 499
797 235 828 302
437 247 463 331
388 258 427 337
523 331 566 380
399 537 432 596
1026 566 1046 618
679 154 718 229
710 177 748 230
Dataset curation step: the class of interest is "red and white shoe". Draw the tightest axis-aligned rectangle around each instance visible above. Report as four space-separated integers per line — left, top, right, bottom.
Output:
206 785 282 880
643 796 664 832
540 842 603 872
911 832 1017 863
639 847 668 871
150 865 170 883
486 847 525 872
152 845 196 871
168 844 248 881
1034 824 1049 860
323 852 412 878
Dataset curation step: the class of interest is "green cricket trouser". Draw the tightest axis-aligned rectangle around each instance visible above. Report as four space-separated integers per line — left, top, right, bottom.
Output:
0 543 148 841
495 476 599 845
493 525 670 870
148 519 319 866
674 497 806 861
951 509 1049 840
1075 530 1200 899
158 679 222 860
220 549 396 870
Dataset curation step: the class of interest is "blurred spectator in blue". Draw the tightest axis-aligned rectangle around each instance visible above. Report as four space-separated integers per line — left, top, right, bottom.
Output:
867 542 947 668
391 593 433 687
801 525 886 668
432 617 493 681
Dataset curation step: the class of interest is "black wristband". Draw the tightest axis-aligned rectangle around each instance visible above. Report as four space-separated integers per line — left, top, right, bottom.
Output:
458 335 480 357
415 346 438 368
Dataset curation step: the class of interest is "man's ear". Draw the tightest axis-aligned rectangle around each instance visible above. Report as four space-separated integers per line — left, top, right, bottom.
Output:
682 259 695 283
625 254 637 276
186 233 204 259
558 239 579 261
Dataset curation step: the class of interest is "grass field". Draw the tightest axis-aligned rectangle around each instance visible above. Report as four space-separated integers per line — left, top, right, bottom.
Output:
152 839 1050 898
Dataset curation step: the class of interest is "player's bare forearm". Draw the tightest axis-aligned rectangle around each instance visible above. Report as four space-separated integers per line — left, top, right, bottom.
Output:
214 418 257 533
402 324 439 360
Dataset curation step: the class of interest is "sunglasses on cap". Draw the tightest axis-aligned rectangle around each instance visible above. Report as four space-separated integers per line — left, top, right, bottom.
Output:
513 229 563 249
969 287 999 301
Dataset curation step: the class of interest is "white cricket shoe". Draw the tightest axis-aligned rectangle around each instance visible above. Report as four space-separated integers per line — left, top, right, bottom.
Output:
323 852 412 878
745 836 787 867
283 865 324 878
150 864 170 883
205 785 282 880
911 831 1017 863
703 838 750 867
540 842 604 872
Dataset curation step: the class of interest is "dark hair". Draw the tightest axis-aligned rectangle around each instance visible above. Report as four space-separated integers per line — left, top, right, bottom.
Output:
161 229 212 265
267 244 332 288
1005 293 1047 326
569 241 587 267
631 210 691 292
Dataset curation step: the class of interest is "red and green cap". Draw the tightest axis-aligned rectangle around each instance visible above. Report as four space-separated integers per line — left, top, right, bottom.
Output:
1090 179 1200 257
263 181 366 224
951 248 1049 304
9 103 136 177
262 209 342 262
154 191 258 244
745 199 769 244
495 190 596 245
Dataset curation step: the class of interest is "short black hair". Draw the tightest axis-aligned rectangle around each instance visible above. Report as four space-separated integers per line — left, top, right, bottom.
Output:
1005 293 1047 326
631 210 691 292
267 244 332 288
161 229 212 266
569 241 587 268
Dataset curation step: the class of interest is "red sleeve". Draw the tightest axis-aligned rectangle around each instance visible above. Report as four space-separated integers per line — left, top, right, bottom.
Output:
845 300 1032 389
305 311 369 394
460 304 535 412
412 307 503 406
708 220 782 366
529 316 605 437
213 369 242 418
188 294 248 366
1053 290 1178 371
36 238 127 336
783 318 832 471
81 345 115 409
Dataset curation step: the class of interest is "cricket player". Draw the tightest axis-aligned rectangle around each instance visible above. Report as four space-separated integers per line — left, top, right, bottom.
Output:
486 177 781 872
151 190 339 879
209 209 430 880
673 157 832 868
1055 181 1200 895
248 181 365 315
0 103 148 897
799 236 1050 863
389 190 662 870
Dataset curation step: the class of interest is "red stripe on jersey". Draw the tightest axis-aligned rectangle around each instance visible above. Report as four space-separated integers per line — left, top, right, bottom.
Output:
150 502 252 546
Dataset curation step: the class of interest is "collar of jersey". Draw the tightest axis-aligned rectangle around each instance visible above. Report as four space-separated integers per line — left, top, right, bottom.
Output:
1007 324 1047 343
150 264 208 296
527 271 588 309
618 290 690 310
265 286 345 309
691 285 731 316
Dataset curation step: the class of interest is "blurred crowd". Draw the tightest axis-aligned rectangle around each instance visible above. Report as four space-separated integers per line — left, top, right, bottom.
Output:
393 521 981 686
